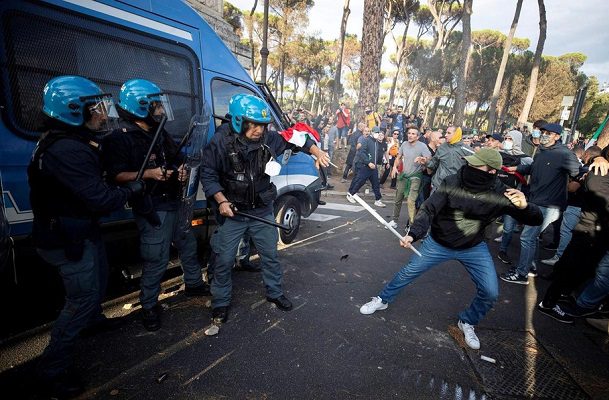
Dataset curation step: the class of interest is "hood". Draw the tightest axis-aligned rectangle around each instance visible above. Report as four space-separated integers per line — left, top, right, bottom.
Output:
505 129 524 155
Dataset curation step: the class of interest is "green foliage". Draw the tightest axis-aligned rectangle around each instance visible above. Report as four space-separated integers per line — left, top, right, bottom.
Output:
578 93 609 137
223 2 243 34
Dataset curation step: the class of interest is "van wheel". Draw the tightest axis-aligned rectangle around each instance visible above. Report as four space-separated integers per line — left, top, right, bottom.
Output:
274 195 301 245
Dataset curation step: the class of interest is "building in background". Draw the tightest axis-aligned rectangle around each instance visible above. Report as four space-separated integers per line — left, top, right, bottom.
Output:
186 0 251 69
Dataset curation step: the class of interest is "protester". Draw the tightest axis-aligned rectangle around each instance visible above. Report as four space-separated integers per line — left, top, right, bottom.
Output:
342 122 365 182
335 102 351 149
347 126 386 208
387 127 430 229
360 148 542 350
426 126 470 191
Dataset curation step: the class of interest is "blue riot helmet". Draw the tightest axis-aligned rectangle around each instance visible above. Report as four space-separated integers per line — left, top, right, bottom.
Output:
42 75 119 131
228 93 272 134
118 79 174 122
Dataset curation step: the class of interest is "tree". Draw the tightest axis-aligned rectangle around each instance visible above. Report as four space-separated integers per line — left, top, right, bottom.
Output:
517 0 546 125
453 0 472 126
359 0 387 109
223 1 243 34
332 0 351 105
387 0 421 106
487 0 523 133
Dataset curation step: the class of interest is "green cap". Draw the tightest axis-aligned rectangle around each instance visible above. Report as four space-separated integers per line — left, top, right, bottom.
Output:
464 148 502 170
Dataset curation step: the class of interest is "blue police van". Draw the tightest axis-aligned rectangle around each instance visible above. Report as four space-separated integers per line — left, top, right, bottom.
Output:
0 0 324 290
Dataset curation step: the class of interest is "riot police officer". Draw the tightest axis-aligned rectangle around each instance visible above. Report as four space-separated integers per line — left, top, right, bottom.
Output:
201 93 330 323
103 79 209 332
29 76 143 398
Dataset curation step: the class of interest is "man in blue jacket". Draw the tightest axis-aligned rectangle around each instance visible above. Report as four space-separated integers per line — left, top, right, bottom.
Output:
501 123 580 284
346 126 386 207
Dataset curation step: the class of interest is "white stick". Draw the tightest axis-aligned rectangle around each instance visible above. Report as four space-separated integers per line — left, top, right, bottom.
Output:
461 146 475 154
329 161 340 169
351 194 422 257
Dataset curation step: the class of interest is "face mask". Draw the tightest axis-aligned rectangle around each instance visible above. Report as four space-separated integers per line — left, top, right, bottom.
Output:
503 141 513 151
540 134 552 146
532 129 541 138
372 133 379 140
461 164 496 193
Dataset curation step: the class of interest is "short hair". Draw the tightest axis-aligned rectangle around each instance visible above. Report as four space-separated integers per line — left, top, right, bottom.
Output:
533 119 547 129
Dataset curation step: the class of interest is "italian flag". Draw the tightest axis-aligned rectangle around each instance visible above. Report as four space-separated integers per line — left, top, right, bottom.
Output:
279 122 321 147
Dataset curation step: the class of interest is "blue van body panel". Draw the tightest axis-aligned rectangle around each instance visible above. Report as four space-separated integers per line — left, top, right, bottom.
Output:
0 0 319 241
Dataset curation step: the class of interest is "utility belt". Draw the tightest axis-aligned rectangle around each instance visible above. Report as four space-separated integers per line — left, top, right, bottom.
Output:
33 215 98 261
225 182 277 211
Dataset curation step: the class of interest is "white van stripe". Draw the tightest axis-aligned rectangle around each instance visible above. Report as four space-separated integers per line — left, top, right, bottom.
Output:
63 0 193 41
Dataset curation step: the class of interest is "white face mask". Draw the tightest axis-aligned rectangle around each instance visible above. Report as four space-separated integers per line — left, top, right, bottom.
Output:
503 141 513 151
532 129 541 138
540 134 553 146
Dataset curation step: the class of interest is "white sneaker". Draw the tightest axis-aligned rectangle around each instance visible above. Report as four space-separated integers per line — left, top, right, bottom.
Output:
386 220 398 229
458 320 480 350
541 255 559 266
374 200 386 207
493 236 502 242
360 296 388 315
346 193 356 204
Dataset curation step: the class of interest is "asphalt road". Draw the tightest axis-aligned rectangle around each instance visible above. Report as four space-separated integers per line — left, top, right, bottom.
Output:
1 192 608 399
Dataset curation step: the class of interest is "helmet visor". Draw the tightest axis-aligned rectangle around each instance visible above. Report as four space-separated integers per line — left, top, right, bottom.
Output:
81 94 120 132
148 93 174 122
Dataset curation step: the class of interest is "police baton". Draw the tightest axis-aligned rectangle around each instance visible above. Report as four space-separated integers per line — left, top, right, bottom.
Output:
135 115 168 181
232 209 292 231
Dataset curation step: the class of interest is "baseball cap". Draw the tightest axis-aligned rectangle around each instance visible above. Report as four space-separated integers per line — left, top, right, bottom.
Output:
485 133 504 142
371 126 380 133
464 148 502 170
540 123 563 135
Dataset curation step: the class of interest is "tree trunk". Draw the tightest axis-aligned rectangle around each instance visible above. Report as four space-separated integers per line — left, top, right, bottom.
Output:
518 0 546 125
412 86 424 114
280 52 286 104
470 101 480 127
428 96 441 128
389 20 410 106
453 0 473 127
487 0 523 133
333 0 351 105
358 0 387 110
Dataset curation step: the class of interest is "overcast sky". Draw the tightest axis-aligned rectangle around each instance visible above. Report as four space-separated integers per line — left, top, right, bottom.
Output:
229 0 609 86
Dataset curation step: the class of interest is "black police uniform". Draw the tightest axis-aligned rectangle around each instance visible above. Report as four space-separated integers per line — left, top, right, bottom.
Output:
103 122 205 316
28 129 131 388
201 123 315 311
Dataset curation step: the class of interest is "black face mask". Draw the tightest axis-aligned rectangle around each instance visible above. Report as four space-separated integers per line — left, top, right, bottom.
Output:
461 164 496 193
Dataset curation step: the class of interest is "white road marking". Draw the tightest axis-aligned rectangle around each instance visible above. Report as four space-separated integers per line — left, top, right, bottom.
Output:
317 202 364 212
303 214 340 222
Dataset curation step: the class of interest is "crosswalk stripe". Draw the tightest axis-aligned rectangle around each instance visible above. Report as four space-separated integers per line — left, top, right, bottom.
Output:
317 202 363 212
302 214 341 222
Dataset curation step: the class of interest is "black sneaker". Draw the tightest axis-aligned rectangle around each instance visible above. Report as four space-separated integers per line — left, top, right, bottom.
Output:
500 271 529 285
560 302 598 317
318 200 327 205
537 302 574 323
266 295 293 311
184 283 211 297
212 306 229 323
142 306 161 332
497 251 512 265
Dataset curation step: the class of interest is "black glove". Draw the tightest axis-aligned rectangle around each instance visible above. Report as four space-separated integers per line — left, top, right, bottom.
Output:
124 180 145 197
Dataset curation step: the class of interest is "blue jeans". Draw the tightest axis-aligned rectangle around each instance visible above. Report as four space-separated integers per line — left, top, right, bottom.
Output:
515 206 561 276
337 126 349 139
348 163 382 200
378 236 498 326
210 214 284 308
577 250 609 309
555 206 581 258
37 239 107 378
136 210 203 310
499 214 517 253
